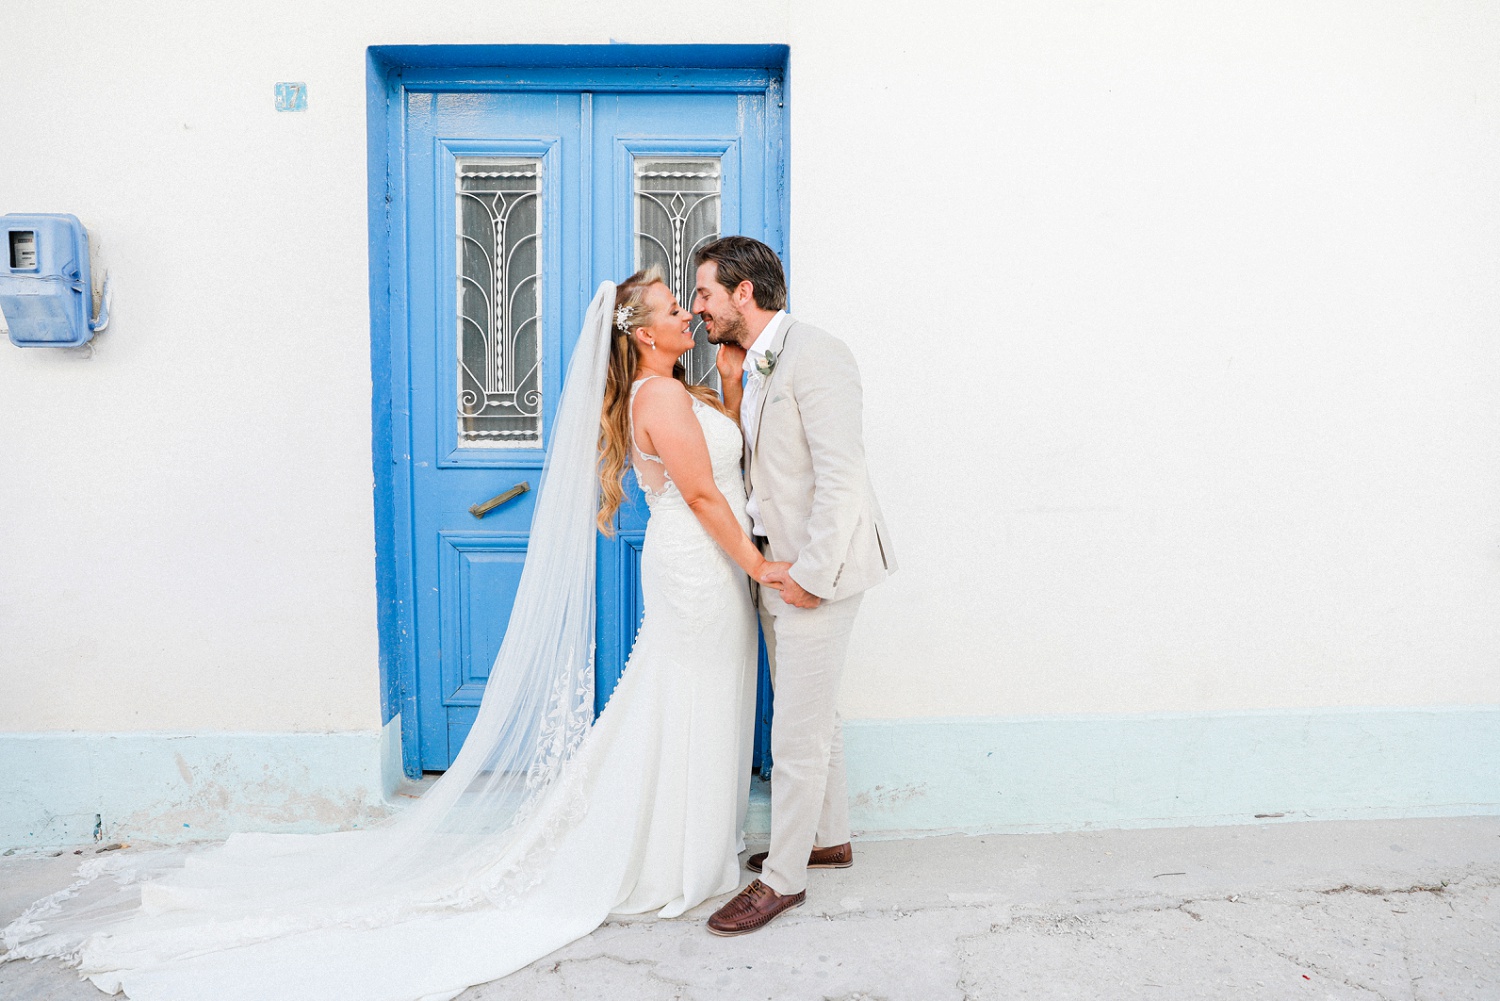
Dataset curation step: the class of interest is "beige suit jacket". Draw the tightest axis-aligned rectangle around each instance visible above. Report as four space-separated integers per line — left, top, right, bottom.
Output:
745 316 896 601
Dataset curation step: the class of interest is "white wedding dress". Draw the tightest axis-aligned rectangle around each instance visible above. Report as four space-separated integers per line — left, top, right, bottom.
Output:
1 291 759 1001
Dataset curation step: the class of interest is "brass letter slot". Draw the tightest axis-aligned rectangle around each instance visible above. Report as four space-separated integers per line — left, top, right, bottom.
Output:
469 481 530 519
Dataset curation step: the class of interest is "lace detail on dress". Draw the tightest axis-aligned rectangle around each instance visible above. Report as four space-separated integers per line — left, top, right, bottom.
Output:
629 377 672 501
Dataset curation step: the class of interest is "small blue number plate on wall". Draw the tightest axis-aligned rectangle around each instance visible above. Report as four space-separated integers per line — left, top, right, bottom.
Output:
274 82 307 112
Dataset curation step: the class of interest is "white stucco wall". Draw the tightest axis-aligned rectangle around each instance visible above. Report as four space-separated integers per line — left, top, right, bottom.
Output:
819 0 1500 718
3 0 1497 746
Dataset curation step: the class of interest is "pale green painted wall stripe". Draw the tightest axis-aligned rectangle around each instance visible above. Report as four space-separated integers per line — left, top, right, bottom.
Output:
3 708 1496 848
0 721 402 847
834 706 1500 837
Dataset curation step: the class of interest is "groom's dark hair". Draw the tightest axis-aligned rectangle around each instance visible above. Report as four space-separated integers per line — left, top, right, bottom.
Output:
695 236 787 311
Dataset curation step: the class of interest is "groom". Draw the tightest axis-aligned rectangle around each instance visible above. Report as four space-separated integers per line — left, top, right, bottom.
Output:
692 237 896 936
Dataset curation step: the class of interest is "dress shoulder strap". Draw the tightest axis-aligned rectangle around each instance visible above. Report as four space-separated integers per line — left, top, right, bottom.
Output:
629 377 664 463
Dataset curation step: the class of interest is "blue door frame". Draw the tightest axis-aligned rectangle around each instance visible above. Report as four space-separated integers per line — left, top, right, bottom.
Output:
366 45 789 779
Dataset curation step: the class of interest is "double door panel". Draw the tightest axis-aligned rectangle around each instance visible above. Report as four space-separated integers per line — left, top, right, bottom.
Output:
404 84 773 770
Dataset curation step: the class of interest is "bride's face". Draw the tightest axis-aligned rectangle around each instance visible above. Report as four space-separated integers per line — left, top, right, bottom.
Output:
634 283 696 360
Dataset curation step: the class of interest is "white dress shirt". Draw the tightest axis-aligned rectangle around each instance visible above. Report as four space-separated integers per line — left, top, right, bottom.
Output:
740 310 786 537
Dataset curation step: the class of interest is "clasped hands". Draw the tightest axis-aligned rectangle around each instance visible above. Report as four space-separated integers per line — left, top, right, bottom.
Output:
757 561 821 609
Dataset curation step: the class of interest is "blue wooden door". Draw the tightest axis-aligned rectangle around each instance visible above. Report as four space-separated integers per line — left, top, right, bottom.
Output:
401 72 783 771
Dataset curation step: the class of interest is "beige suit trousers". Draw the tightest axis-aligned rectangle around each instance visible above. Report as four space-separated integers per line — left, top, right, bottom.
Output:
757 586 864 896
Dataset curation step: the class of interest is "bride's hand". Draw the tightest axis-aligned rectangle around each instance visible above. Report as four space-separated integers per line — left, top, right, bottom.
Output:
757 560 793 591
715 343 747 384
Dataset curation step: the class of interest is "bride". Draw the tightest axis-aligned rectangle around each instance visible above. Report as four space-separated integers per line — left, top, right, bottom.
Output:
1 270 782 1001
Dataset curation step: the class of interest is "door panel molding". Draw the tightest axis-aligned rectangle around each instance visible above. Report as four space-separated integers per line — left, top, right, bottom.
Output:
433 137 564 469
612 136 743 286
400 67 777 94
437 531 529 704
595 528 646 711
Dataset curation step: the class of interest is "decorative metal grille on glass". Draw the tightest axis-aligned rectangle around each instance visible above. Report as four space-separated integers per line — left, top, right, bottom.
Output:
457 157 542 448
634 158 722 388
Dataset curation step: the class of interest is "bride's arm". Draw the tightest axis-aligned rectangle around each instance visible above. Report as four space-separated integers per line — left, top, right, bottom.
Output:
634 378 773 583
715 344 747 420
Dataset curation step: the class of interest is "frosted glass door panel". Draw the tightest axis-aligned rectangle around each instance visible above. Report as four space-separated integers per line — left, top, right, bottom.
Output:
634 158 721 388
457 157 543 448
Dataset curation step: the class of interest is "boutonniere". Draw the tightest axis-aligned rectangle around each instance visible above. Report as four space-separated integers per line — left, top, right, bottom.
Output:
754 349 778 378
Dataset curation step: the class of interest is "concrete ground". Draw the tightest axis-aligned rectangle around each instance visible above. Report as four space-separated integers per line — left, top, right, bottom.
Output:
2 817 1497 1000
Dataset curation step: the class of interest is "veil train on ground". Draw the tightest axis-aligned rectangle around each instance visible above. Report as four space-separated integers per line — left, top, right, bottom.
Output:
2 283 622 997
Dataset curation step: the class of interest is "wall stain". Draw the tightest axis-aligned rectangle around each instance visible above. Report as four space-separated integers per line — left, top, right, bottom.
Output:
851 782 929 812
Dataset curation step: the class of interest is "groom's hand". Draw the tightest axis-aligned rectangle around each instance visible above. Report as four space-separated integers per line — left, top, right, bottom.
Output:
761 564 822 609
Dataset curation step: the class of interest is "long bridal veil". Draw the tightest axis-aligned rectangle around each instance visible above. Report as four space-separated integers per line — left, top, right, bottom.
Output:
2 282 620 986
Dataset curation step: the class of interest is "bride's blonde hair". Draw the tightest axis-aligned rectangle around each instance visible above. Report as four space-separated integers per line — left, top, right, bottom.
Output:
598 267 729 535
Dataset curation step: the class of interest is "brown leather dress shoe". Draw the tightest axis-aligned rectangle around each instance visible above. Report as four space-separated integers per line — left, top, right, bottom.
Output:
746 841 854 874
706 879 805 936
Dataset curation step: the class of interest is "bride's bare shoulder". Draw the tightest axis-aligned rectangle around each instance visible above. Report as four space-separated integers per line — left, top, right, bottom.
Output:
633 376 693 412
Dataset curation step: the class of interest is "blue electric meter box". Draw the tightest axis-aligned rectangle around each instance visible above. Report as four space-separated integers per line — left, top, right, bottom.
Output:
1 213 96 347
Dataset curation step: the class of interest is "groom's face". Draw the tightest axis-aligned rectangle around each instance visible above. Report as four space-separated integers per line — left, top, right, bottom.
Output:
693 262 750 347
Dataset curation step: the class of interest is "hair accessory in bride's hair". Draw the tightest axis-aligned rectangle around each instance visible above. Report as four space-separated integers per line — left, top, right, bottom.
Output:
614 305 634 332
